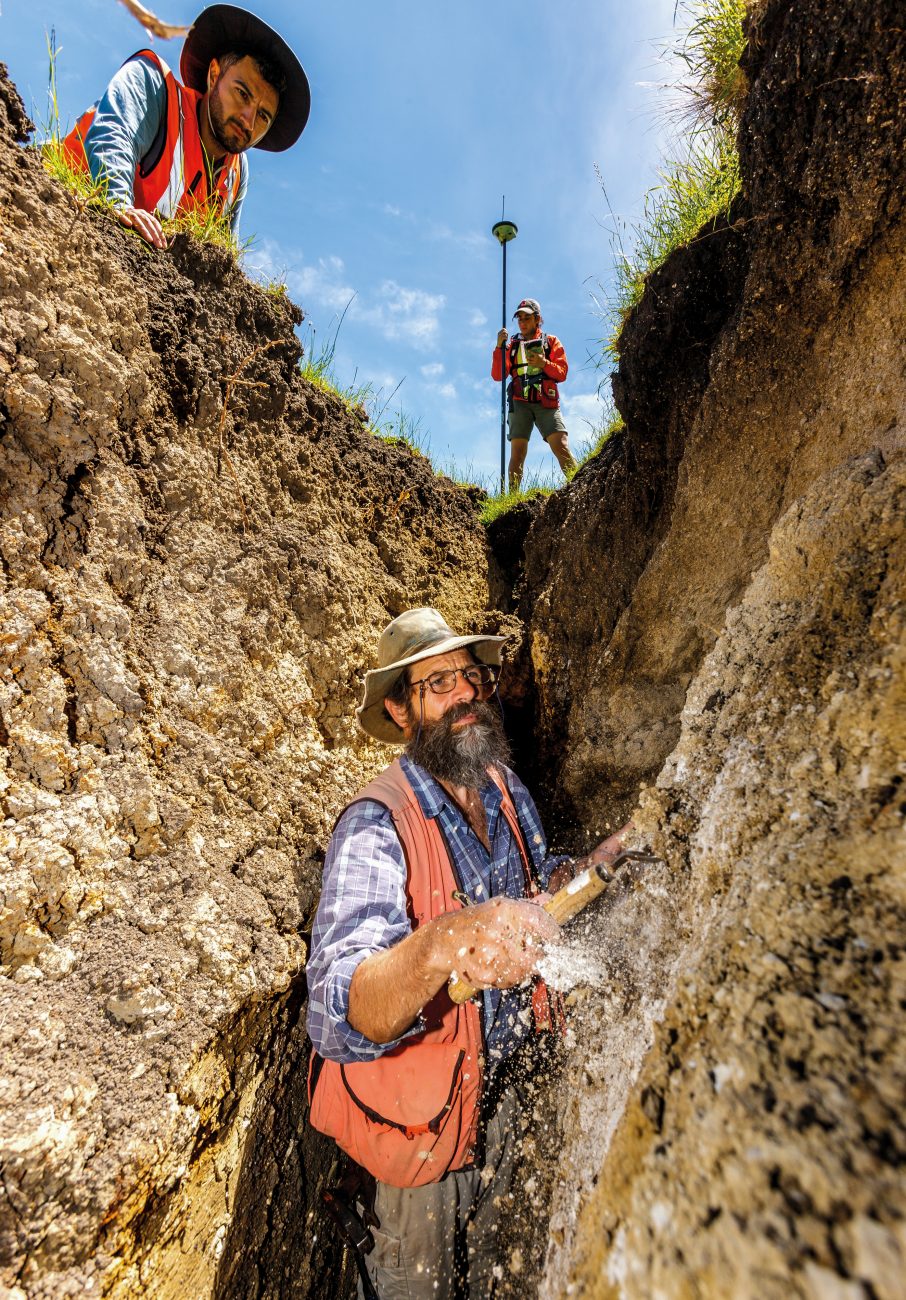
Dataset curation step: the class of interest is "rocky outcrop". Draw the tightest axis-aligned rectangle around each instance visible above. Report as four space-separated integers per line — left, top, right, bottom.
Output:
2 0 905 1295
0 70 490 1297
540 450 905 1298
511 1 906 1295
515 0 905 842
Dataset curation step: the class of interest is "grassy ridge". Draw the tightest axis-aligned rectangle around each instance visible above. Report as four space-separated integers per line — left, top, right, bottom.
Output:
604 0 748 359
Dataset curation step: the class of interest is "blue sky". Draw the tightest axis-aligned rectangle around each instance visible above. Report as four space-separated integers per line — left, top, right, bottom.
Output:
3 0 680 486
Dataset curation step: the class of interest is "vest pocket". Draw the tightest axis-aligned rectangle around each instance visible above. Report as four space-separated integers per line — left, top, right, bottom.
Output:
309 1040 482 1188
341 1045 466 1137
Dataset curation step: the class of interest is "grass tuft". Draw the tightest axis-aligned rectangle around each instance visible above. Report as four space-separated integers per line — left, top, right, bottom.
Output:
601 0 747 360
161 204 250 255
39 30 112 212
478 480 556 526
571 403 625 465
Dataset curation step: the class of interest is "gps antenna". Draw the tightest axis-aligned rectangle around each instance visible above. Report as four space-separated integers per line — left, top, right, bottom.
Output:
492 202 518 493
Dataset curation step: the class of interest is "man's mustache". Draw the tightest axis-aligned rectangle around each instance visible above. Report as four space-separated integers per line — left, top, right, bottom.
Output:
437 700 495 729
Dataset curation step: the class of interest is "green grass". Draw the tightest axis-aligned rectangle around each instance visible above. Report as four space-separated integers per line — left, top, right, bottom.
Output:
478 482 555 526
375 407 432 457
298 303 376 412
38 30 112 212
602 0 748 359
571 403 625 466
297 302 438 460
676 0 750 132
162 203 249 254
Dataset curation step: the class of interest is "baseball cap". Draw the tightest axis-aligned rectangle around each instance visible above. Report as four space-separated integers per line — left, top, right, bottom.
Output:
513 298 541 317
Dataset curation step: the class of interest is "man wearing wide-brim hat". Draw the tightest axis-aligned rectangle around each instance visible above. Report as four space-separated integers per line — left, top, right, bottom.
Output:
306 607 630 1298
62 5 310 249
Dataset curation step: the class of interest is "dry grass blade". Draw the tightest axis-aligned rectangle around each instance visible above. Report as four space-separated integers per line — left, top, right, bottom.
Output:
115 0 189 40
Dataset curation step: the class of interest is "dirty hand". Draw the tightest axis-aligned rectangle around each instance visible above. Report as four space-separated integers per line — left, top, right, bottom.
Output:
431 896 561 990
496 328 508 348
116 205 168 250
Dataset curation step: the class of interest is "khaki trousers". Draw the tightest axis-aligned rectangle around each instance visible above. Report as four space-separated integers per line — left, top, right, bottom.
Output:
358 1085 522 1300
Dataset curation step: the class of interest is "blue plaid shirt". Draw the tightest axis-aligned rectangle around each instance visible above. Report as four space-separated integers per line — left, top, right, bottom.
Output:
306 755 566 1071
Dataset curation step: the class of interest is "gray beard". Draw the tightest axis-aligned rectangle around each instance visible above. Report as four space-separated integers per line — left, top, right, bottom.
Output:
406 699 510 789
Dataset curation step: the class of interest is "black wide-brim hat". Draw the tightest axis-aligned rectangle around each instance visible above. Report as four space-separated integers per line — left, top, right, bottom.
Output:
181 5 311 152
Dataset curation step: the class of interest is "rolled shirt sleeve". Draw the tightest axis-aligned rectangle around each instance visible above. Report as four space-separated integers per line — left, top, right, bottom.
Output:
306 801 424 1063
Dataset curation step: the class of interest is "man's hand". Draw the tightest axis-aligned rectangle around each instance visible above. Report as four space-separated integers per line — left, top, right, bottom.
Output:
586 821 635 864
496 328 508 348
116 205 168 250
347 895 560 1043
546 822 636 892
430 896 561 991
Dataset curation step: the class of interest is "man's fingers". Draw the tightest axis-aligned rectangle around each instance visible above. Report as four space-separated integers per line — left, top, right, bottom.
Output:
117 206 167 249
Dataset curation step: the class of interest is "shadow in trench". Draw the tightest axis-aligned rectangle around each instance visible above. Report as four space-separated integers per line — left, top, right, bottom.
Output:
213 975 356 1299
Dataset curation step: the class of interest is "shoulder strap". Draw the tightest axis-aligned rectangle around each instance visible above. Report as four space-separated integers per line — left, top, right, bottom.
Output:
486 767 541 893
352 758 412 814
126 50 173 179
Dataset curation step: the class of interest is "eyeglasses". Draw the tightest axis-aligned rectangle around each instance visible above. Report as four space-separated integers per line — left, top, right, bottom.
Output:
409 665 500 697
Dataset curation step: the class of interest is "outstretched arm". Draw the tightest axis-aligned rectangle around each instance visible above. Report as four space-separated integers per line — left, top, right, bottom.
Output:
546 821 635 893
349 896 560 1043
83 57 169 248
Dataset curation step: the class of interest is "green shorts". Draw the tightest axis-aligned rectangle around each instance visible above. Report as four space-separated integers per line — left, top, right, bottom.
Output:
507 400 568 442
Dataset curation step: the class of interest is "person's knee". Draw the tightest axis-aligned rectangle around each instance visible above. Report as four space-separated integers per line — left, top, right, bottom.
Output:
509 439 528 465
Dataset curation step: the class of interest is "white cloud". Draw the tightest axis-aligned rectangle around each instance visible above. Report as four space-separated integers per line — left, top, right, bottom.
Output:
561 390 604 431
420 362 445 378
429 224 488 252
436 382 457 400
469 309 487 328
288 256 357 313
243 237 287 285
383 203 402 216
246 238 444 351
352 280 446 350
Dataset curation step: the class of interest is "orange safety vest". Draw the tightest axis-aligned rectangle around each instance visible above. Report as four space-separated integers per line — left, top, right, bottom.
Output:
308 759 561 1189
62 50 242 222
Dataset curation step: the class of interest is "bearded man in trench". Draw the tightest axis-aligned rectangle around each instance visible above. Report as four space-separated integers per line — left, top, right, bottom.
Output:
306 608 629 1298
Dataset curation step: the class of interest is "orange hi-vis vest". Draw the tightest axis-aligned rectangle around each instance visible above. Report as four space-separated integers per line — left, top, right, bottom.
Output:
62 50 242 221
308 759 561 1189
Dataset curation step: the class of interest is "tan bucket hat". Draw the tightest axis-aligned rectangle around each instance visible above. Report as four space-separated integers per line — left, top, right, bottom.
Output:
357 608 506 744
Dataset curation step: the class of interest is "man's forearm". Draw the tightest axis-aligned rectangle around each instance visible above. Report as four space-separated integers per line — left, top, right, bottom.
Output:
347 896 561 1044
347 922 446 1044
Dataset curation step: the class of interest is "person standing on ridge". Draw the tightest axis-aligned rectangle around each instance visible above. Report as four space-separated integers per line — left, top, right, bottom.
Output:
306 607 631 1298
491 298 577 490
62 4 310 249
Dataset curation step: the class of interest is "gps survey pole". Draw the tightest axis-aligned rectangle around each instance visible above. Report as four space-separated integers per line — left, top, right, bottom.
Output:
492 215 518 493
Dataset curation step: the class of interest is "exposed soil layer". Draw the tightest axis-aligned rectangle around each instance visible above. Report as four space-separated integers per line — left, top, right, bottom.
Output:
1 0 905 1295
509 1 906 1294
0 71 491 1298
513 0 906 842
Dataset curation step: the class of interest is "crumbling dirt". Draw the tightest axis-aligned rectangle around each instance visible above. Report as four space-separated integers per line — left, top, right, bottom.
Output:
0 69 491 1298
509 0 906 845
507 1 906 1295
